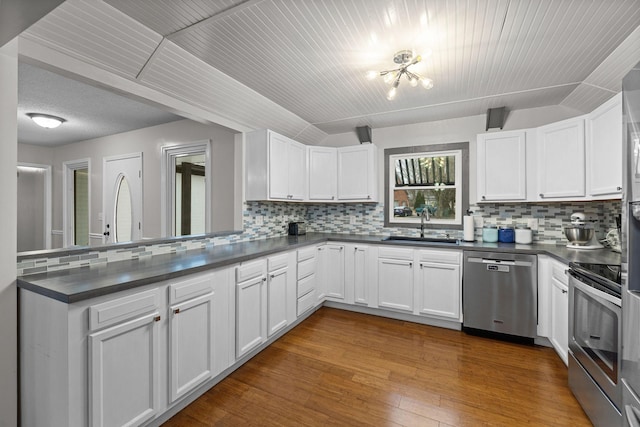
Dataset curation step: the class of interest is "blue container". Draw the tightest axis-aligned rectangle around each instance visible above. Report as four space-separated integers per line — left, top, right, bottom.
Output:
498 226 515 243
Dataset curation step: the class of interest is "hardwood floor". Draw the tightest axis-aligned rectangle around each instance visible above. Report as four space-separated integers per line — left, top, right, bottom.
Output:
163 307 591 426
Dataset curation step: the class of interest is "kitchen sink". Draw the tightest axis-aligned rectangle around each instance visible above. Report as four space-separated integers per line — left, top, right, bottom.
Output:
383 236 460 245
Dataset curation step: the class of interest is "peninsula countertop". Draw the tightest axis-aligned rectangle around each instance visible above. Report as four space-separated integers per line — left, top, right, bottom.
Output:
17 233 621 303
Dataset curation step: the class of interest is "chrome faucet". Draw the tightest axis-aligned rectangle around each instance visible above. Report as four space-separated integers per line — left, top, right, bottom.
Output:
420 208 430 238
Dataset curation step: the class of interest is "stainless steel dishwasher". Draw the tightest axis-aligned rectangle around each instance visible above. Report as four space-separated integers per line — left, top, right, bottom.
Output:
463 251 537 339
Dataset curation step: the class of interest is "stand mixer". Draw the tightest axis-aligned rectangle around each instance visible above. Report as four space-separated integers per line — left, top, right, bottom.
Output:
564 212 603 250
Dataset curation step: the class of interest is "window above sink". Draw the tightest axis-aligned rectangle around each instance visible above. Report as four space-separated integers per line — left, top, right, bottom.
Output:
384 142 469 230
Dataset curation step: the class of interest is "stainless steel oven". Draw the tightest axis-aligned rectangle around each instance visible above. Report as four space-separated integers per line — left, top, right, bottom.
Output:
568 262 622 426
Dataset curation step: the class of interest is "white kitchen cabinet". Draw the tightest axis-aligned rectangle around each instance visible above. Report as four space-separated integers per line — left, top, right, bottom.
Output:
315 246 328 305
308 146 337 201
322 244 346 302
344 244 373 306
89 308 161 427
297 246 317 316
337 144 377 201
476 130 527 201
587 93 623 198
245 129 307 201
168 275 216 403
377 247 414 312
415 250 462 321
236 260 267 358
537 117 586 200
550 266 569 365
267 253 291 337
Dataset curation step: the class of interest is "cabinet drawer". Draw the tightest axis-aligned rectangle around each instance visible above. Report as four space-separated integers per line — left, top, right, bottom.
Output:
297 273 316 298
417 249 461 265
89 288 160 331
268 253 289 272
297 246 316 262
378 247 414 261
168 273 214 305
297 258 316 280
297 289 316 316
236 259 265 283
552 261 568 286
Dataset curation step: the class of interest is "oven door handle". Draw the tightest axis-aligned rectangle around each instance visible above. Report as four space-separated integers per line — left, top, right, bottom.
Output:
569 273 622 307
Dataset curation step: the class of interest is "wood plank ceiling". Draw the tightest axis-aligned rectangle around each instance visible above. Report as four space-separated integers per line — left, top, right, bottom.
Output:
21 0 640 143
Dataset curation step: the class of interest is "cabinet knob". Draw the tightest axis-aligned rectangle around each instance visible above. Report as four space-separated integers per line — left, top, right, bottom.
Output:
154 316 161 322
482 195 486 200
539 193 544 198
367 195 371 199
409 262 413 268
262 277 267 282
331 196 335 200
174 308 180 314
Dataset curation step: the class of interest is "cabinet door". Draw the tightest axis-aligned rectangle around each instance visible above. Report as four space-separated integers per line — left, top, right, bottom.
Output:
337 145 376 201
324 244 345 300
417 262 461 320
308 146 337 201
550 277 569 365
477 131 526 201
353 246 368 305
288 140 307 200
378 258 413 312
268 132 291 199
267 267 288 337
315 246 327 305
236 275 266 358
587 93 622 197
89 312 160 427
169 292 215 403
537 118 586 199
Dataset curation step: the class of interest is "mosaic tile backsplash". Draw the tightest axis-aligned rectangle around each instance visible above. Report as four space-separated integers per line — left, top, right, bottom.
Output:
18 199 621 276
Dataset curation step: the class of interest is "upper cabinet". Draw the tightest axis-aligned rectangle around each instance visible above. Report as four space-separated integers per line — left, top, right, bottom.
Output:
477 130 527 202
245 129 307 201
247 130 377 203
537 117 586 200
587 93 623 198
308 146 337 201
337 144 377 202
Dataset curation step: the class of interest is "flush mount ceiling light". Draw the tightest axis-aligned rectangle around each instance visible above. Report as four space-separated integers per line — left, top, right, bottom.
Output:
366 50 434 100
26 113 66 129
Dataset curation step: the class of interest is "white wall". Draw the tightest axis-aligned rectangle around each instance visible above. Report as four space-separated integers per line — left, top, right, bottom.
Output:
19 119 238 245
0 38 18 427
322 104 582 204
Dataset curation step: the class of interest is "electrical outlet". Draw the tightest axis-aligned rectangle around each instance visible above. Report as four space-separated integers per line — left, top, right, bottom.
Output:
349 215 357 225
527 218 539 231
255 215 263 226
473 216 483 228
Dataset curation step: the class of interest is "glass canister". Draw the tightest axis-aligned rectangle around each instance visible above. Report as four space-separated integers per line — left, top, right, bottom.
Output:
482 225 498 242
498 226 515 243
515 225 533 244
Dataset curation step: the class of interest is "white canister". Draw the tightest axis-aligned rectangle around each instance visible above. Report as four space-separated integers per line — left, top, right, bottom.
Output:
515 226 533 244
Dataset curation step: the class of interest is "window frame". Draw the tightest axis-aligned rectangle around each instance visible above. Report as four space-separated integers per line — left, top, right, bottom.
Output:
384 142 469 230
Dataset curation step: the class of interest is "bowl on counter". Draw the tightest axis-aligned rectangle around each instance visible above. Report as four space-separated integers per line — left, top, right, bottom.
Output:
564 226 594 245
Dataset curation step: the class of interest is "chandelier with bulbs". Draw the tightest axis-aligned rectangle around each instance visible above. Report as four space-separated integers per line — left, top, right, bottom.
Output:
366 50 434 100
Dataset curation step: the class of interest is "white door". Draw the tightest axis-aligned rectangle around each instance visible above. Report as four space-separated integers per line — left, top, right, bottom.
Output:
88 312 160 427
169 292 215 403
103 153 143 244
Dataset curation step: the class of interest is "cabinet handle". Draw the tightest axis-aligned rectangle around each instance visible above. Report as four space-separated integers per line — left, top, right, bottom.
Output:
367 195 371 199
482 195 486 200
174 308 180 314
561 289 567 294
331 196 335 200
262 277 267 282
154 316 161 322
539 193 544 198
409 262 413 268
339 247 343 251
270 274 275 279
617 186 622 191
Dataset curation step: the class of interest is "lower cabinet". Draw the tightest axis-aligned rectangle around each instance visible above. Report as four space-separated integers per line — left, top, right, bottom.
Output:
416 250 462 321
89 309 161 427
323 244 346 302
378 247 415 312
550 270 569 365
20 267 234 427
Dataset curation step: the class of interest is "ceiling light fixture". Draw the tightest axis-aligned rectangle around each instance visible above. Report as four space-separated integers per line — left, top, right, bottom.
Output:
366 50 434 100
26 113 66 129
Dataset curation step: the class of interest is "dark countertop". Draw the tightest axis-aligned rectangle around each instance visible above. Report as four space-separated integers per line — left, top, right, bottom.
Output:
18 233 621 304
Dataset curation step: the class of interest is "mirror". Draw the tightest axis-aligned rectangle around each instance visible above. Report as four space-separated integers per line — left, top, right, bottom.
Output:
17 61 243 254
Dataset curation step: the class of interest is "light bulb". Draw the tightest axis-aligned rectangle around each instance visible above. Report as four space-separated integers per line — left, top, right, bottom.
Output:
386 87 397 100
383 71 396 84
409 76 418 87
421 78 434 89
365 70 378 80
